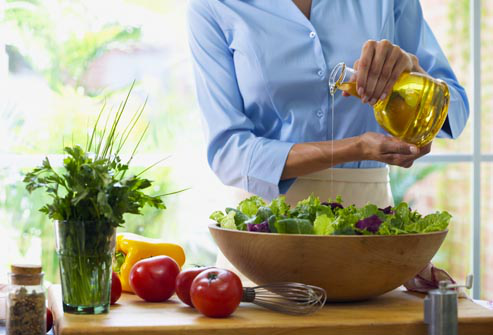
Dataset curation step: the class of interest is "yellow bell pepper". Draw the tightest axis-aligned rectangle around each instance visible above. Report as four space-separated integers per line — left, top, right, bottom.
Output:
114 232 186 293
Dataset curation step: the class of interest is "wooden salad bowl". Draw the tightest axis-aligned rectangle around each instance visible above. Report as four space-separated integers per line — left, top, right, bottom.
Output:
209 224 448 302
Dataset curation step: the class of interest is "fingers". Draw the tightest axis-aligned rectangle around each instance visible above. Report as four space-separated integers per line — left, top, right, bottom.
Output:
373 46 401 101
360 132 431 168
417 142 432 156
381 137 418 155
381 53 413 99
356 40 415 105
402 160 414 168
364 40 391 105
372 46 414 103
380 137 418 167
356 40 376 103
384 141 432 168
384 153 415 168
399 156 416 168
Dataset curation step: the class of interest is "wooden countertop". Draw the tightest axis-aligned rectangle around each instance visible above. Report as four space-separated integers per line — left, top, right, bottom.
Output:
48 285 493 335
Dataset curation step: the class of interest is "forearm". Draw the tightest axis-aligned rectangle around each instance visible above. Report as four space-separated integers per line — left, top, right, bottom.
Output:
281 137 363 180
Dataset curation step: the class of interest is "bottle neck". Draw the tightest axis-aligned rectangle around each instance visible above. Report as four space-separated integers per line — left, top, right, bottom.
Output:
329 62 357 94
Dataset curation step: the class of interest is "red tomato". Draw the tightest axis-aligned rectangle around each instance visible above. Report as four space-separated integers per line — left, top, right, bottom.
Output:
111 271 122 305
175 267 211 307
190 268 243 318
129 256 180 302
46 307 53 332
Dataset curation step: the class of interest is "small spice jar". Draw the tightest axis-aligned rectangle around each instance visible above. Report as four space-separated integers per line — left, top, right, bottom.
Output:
6 264 46 335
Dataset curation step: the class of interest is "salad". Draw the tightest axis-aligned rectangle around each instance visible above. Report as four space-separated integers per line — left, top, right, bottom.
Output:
209 194 451 235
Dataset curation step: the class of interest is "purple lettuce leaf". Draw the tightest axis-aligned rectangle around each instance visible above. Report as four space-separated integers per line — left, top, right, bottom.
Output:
246 220 270 233
355 214 383 233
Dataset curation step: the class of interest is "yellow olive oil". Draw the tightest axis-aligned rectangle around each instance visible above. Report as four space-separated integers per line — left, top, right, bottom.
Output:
337 72 450 147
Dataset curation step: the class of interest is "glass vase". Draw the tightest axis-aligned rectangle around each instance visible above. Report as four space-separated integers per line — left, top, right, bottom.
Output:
54 220 116 314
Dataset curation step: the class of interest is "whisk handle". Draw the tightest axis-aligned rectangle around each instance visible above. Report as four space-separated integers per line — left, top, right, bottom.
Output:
242 287 256 303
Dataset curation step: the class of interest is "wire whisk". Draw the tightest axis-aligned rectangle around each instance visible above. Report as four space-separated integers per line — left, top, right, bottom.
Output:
241 282 327 315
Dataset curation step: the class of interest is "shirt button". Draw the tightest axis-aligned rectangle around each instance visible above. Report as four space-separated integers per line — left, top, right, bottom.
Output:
309 31 316 38
318 70 324 77
316 110 324 118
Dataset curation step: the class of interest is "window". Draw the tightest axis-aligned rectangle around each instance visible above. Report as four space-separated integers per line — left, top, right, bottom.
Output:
0 0 222 282
405 0 492 299
0 0 491 299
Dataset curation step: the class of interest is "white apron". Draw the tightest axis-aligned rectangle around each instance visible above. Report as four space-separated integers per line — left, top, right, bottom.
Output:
283 166 393 208
215 167 394 279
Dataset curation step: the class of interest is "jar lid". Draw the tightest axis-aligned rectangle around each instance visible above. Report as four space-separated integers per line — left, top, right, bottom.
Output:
10 264 43 285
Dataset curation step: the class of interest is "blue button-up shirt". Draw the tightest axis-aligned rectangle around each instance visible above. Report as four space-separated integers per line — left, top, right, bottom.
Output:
187 0 469 200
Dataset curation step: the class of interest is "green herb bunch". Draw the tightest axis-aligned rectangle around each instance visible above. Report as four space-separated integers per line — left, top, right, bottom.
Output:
23 84 174 310
24 83 167 227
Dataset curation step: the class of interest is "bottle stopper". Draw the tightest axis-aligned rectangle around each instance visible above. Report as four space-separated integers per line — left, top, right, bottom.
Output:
10 264 43 285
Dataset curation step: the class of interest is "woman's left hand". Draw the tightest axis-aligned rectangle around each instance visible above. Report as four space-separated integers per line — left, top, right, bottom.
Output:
402 141 432 168
354 39 419 105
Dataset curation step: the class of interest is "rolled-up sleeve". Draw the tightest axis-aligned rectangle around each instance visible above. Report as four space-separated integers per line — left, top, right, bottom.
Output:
394 0 469 139
187 0 294 200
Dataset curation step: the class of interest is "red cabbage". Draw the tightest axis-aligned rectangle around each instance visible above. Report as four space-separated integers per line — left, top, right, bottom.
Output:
247 220 270 232
355 215 382 233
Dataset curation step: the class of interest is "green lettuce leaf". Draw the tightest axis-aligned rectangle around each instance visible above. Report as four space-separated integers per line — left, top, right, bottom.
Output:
395 202 411 225
331 205 360 235
257 206 274 221
275 218 314 234
419 211 452 232
290 194 320 222
225 208 249 230
267 214 278 233
314 214 335 235
238 196 266 217
209 210 237 230
269 196 290 216
402 211 451 233
219 211 237 230
209 211 225 223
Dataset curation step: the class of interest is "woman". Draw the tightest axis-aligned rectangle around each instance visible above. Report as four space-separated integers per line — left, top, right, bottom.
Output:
187 0 469 210
187 0 469 286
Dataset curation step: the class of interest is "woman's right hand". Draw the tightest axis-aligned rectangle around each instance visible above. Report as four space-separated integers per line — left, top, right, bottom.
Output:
358 132 429 168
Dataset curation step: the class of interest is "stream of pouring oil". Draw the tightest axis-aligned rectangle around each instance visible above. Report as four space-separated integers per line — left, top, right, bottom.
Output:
330 86 335 192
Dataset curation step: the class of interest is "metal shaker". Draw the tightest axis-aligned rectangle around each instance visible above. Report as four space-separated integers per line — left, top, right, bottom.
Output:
424 274 473 335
